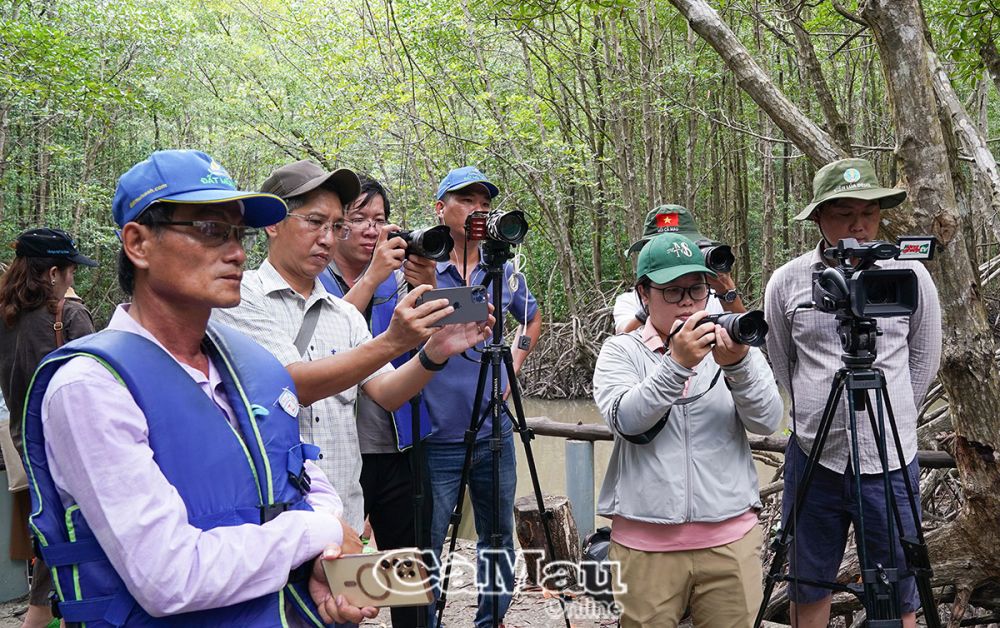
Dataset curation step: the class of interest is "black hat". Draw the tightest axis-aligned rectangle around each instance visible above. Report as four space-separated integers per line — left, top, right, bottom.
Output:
260 160 361 206
14 228 98 267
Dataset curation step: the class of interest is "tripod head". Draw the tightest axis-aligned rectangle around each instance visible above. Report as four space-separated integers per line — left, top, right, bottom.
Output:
836 314 879 369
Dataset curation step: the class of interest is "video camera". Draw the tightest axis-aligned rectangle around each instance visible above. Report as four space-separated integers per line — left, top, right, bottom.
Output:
465 210 529 245
388 225 454 262
812 237 935 319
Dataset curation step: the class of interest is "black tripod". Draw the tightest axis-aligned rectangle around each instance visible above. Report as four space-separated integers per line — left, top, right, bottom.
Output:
433 239 570 628
755 315 940 628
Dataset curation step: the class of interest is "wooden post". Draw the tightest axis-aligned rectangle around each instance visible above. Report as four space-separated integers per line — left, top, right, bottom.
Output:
513 494 581 589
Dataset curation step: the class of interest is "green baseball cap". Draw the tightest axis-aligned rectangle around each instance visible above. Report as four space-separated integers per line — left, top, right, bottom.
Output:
637 232 717 285
626 204 706 255
795 158 906 221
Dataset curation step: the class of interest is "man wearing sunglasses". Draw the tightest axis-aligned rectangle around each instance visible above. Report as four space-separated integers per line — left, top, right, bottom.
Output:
22 150 375 626
213 160 493 567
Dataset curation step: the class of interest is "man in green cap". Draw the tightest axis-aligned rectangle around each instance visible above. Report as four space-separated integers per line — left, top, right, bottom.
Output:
614 204 745 334
764 158 942 628
593 231 781 626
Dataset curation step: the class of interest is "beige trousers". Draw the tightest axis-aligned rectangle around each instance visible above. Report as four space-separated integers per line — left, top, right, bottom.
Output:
608 524 764 628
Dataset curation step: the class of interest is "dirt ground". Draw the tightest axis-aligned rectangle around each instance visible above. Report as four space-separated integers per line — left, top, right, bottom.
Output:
0 540 620 628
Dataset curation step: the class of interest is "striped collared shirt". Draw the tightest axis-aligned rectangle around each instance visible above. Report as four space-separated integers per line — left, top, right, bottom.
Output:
212 259 392 530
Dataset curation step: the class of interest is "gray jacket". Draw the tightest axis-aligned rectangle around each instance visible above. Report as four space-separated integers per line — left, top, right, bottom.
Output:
592 332 783 524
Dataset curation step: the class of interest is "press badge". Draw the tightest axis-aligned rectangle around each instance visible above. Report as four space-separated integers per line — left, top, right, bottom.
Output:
278 388 299 416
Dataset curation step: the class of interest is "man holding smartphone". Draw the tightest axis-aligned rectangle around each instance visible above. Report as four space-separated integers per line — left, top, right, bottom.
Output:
213 160 494 557
421 166 542 628
323 174 439 628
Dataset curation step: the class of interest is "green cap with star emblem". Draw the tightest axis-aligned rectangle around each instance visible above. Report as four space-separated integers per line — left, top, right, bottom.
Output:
626 204 707 255
795 158 906 221
637 232 717 285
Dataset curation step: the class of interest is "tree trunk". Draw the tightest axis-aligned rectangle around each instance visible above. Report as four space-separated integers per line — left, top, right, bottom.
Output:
666 0 847 165
980 40 1000 96
861 0 1000 595
779 0 852 154
513 494 580 588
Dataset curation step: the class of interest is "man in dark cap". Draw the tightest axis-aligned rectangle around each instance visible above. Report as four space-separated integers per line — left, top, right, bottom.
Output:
764 158 942 628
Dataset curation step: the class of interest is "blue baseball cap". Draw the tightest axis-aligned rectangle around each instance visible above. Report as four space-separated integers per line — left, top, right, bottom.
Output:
112 150 287 227
435 166 499 200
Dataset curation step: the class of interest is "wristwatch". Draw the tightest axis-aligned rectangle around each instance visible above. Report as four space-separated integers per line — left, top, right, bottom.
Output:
634 307 649 324
720 289 741 303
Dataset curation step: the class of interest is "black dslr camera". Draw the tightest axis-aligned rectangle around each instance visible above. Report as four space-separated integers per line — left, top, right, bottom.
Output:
812 237 935 319
692 238 735 274
703 311 769 347
387 225 454 262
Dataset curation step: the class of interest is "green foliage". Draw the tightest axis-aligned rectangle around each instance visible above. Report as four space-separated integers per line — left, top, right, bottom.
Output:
0 0 997 326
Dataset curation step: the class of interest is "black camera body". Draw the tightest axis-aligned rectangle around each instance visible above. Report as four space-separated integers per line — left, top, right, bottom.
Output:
388 225 454 262
694 239 735 274
811 237 934 319
702 310 768 347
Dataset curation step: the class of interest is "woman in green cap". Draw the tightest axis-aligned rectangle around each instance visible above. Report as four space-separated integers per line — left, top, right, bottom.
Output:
592 232 782 627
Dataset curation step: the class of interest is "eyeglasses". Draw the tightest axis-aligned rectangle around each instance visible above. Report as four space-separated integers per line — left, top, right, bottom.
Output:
152 221 259 248
649 283 712 304
345 217 387 231
287 213 350 240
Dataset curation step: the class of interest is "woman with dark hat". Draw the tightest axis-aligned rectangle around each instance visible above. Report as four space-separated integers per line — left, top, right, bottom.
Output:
0 227 97 628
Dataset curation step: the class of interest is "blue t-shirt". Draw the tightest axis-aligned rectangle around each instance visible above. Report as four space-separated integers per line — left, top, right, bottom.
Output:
423 257 538 443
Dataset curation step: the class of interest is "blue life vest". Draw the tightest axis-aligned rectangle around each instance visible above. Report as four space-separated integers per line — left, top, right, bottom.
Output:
22 323 330 627
319 268 430 450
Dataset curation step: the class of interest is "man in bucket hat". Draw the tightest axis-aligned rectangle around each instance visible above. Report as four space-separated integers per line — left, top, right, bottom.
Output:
614 204 744 334
763 158 941 628
22 149 378 626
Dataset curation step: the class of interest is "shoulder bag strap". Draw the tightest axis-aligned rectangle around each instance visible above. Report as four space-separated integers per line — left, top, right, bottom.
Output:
53 298 66 347
293 301 323 357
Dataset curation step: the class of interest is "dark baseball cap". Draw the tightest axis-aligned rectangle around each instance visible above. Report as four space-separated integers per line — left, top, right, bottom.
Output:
14 228 98 267
626 204 706 255
260 160 361 207
113 150 288 228
796 158 906 221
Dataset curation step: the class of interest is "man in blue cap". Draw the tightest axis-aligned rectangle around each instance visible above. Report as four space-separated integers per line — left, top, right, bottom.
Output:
21 150 376 626
422 166 542 627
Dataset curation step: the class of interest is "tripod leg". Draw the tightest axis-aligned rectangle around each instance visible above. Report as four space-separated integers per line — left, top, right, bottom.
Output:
756 370 849 627
865 385 941 628
433 359 493 628
498 347 572 628
848 378 901 624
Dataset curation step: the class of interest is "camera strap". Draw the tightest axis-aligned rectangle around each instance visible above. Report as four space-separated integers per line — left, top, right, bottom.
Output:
294 301 323 357
611 334 723 445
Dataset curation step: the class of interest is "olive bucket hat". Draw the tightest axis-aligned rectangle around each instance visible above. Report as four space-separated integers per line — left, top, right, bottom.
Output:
794 158 907 221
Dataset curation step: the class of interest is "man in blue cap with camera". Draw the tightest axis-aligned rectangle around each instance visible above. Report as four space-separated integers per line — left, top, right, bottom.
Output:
422 166 542 627
21 149 377 626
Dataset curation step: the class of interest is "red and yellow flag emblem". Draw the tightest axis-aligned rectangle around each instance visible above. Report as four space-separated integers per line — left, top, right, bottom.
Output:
656 213 679 229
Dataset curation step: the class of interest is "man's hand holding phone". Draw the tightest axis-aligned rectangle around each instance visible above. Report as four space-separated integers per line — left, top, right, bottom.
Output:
309 544 379 624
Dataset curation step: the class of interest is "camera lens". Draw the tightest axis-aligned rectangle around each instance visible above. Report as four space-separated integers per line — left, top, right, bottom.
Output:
472 288 487 303
485 210 529 245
